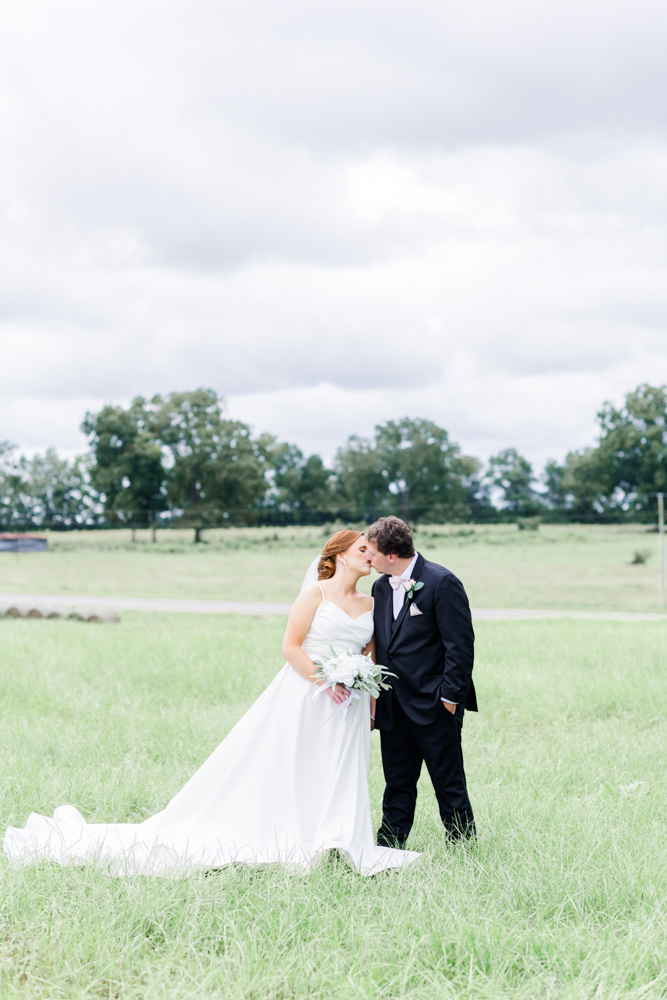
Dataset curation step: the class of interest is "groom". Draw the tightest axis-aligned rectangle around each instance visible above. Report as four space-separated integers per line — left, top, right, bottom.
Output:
367 516 477 846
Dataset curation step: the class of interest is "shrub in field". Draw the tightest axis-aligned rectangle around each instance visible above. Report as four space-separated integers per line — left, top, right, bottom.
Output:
516 516 541 531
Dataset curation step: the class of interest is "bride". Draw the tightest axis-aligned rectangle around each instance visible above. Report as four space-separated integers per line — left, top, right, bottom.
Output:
3 529 420 876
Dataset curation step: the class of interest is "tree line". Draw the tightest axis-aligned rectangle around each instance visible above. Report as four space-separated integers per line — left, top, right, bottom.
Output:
1 384 666 536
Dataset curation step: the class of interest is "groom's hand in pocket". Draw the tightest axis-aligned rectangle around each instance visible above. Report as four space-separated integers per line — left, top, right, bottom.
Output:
442 701 456 715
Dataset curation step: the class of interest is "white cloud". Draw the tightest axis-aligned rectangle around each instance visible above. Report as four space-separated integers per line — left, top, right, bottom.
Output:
1 0 667 473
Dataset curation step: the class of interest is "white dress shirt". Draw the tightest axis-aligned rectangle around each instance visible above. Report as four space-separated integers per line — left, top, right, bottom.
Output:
390 553 419 619
389 552 458 707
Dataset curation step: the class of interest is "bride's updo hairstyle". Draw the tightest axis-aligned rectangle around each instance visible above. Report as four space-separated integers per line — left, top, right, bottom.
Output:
318 529 364 580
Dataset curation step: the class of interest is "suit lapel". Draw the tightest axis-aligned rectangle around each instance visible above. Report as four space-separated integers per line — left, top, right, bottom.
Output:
389 553 425 647
390 595 410 638
380 576 393 648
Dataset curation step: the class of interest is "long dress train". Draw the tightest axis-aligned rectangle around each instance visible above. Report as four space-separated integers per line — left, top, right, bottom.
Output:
3 600 420 876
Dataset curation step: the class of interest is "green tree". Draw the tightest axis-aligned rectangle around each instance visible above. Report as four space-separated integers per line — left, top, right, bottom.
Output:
82 398 167 539
485 447 540 516
0 443 30 529
376 418 475 522
298 454 335 521
335 418 477 523
542 460 565 508
563 384 667 518
151 389 266 540
463 464 497 522
261 439 334 524
19 450 97 528
0 444 97 530
334 435 392 522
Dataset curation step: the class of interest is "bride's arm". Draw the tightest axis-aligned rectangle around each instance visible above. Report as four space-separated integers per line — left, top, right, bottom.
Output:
361 635 376 662
281 587 350 704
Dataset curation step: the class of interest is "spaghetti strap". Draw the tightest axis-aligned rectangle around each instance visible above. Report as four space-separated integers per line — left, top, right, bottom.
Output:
315 583 325 601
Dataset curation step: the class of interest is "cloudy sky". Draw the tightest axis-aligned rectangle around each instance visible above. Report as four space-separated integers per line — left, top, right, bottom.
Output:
2 0 667 472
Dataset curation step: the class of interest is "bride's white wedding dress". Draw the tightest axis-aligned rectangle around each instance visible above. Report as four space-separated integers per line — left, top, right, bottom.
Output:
3 598 420 876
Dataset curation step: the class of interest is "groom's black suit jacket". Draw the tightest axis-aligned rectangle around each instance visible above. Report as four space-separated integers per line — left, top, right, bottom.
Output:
372 553 477 729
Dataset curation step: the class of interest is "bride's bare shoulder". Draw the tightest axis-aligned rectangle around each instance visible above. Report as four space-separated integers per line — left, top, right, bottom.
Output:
291 583 324 613
358 592 374 612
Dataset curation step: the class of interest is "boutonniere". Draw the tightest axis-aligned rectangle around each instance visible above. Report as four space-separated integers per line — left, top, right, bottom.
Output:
405 579 424 601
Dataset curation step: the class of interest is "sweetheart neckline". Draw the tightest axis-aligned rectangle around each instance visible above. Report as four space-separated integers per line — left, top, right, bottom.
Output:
317 599 374 624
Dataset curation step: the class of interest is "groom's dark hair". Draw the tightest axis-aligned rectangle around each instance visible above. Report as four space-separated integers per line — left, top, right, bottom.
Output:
367 516 415 559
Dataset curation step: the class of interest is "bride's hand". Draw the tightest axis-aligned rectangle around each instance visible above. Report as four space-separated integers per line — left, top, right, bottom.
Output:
325 684 351 705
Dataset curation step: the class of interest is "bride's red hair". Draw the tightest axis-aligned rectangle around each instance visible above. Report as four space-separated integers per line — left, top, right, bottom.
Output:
318 529 364 580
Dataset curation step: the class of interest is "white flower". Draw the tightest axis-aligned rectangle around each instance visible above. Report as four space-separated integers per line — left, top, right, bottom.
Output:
329 663 355 686
312 647 395 699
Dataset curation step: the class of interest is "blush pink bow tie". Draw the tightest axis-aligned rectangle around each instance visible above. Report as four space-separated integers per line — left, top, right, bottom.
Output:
389 576 411 591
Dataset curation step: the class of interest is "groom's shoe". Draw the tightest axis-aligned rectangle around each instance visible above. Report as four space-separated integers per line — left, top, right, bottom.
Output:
377 822 408 851
444 814 477 843
377 834 407 850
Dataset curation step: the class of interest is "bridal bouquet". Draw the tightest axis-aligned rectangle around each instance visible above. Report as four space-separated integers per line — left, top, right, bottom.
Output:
312 646 395 700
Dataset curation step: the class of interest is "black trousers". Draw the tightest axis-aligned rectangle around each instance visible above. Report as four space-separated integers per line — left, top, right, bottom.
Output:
377 693 475 847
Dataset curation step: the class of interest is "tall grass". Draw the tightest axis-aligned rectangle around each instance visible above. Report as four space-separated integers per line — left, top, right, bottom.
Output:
1 613 667 998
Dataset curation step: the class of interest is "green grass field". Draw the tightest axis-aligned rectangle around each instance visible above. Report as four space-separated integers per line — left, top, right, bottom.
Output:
2 612 667 998
1 523 665 612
